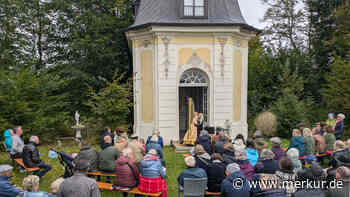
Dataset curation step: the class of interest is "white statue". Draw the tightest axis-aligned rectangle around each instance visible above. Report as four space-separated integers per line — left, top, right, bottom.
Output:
75 111 80 125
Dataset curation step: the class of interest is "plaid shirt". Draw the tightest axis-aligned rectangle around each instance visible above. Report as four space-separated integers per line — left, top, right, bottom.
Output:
57 173 100 197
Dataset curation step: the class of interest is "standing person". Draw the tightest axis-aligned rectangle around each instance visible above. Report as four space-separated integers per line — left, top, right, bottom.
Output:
220 163 250 197
245 138 259 167
128 135 145 164
0 165 23 197
196 113 204 135
206 154 226 192
57 159 101 197
270 137 285 161
75 140 99 172
22 136 52 178
10 126 24 158
325 126 336 152
287 129 305 156
98 136 119 182
19 175 51 197
303 128 315 156
100 127 113 150
195 130 212 154
3 129 13 152
146 130 164 148
334 113 345 140
326 113 336 128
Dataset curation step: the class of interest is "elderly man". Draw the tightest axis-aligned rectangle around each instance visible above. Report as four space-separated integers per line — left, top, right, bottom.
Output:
57 159 101 197
221 163 250 197
327 166 350 197
22 136 51 177
75 140 99 172
99 136 118 183
177 156 207 188
100 127 113 150
146 130 164 148
10 126 24 158
0 164 23 197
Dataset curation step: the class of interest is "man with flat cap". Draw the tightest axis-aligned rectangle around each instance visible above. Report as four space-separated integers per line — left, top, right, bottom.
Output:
0 164 23 197
57 159 101 197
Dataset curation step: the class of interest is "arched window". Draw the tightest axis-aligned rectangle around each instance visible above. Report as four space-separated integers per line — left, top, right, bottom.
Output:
180 69 208 87
184 0 206 17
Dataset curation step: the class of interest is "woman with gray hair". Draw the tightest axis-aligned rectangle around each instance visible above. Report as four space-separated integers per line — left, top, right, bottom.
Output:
195 130 212 154
254 149 279 174
19 175 51 197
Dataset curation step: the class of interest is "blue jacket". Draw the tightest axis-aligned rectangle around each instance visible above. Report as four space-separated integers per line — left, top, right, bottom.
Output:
146 136 164 148
246 148 259 166
146 142 163 159
140 157 165 178
221 171 250 197
19 191 52 197
3 129 12 151
177 167 207 187
288 136 305 156
0 176 23 197
334 120 344 140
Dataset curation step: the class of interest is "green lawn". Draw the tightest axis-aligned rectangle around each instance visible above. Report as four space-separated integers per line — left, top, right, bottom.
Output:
0 142 186 197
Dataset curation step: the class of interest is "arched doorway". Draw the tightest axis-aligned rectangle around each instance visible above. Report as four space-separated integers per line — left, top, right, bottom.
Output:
179 69 209 142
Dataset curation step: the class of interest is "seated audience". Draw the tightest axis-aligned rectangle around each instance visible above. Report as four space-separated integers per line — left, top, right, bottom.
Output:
75 140 99 172
145 135 163 159
287 129 305 156
206 153 226 192
98 136 119 180
233 137 246 150
334 113 345 140
115 148 139 196
255 149 279 174
253 130 267 155
57 159 101 197
222 143 235 165
195 130 212 154
213 131 228 154
324 126 336 151
245 138 259 166
235 148 254 180
50 178 64 197
19 175 51 197
327 166 350 197
303 128 315 156
313 129 326 154
10 126 24 158
178 156 207 188
139 149 167 197
221 163 250 197
327 140 350 182
146 130 164 148
128 135 145 164
286 148 302 172
293 163 326 197
275 157 296 197
100 127 113 150
115 136 129 154
3 129 13 152
22 136 51 177
304 154 317 168
114 126 127 142
193 144 211 170
0 165 23 197
270 137 285 161
234 134 246 145
346 139 350 152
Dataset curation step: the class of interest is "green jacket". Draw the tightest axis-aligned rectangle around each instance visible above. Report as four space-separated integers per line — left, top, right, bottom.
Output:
304 136 315 155
325 133 336 151
98 144 119 172
75 146 99 171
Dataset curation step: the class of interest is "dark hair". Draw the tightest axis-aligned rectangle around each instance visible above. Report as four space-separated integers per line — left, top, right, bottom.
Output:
212 153 224 161
246 138 255 149
279 156 295 171
235 134 246 145
104 127 110 133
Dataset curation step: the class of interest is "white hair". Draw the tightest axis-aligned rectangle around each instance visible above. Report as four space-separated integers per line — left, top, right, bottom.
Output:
50 178 64 194
184 156 196 167
122 148 133 156
286 148 299 158
29 136 38 143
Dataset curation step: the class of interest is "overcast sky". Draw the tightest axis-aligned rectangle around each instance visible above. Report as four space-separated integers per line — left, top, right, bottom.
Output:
238 0 267 29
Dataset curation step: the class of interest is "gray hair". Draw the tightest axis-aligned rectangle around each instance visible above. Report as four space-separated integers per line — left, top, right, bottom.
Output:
50 177 64 194
287 148 299 158
184 156 196 167
29 136 38 143
122 148 133 156
200 130 208 136
226 163 240 174
338 113 346 120
260 149 275 160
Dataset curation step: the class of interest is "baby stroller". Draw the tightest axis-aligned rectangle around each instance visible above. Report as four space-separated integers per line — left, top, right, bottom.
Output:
50 149 74 178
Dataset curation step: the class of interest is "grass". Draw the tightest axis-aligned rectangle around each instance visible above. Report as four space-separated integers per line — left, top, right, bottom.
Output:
0 142 186 197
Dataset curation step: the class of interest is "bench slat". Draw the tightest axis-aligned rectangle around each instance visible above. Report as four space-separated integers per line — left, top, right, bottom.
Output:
205 191 221 196
14 159 40 172
97 182 161 197
86 171 116 177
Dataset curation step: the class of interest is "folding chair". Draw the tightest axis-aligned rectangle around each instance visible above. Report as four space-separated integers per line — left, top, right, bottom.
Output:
178 178 207 197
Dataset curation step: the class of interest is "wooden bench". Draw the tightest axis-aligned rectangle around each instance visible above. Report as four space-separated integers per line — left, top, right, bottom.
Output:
86 171 116 177
14 158 40 173
183 153 191 158
97 182 162 197
205 191 221 196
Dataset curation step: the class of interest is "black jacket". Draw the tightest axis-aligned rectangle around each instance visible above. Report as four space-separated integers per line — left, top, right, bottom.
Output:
206 161 226 192
222 149 235 165
196 135 212 154
292 189 326 197
22 142 41 168
255 159 279 174
254 189 287 197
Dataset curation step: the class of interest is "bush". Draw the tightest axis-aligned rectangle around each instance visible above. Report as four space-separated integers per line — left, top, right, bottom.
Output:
254 111 277 137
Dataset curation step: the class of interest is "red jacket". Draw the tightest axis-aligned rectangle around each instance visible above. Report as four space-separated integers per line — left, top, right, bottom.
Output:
115 156 139 187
